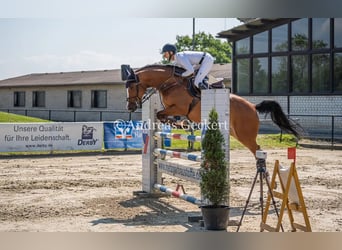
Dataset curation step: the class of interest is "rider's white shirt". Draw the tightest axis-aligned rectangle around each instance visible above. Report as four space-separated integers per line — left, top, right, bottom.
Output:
174 51 206 77
173 51 214 87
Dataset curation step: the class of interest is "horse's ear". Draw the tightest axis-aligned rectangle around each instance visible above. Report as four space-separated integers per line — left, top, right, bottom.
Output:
121 64 131 81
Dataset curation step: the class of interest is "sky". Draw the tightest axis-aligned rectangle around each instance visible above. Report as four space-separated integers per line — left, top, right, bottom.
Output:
0 18 242 80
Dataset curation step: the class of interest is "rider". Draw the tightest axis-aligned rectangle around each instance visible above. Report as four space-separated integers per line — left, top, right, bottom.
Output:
161 43 214 90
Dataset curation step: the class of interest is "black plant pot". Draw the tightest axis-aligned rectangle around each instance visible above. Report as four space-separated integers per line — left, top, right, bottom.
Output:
200 205 230 230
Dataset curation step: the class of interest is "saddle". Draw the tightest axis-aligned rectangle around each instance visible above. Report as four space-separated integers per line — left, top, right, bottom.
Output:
187 76 225 98
174 66 225 98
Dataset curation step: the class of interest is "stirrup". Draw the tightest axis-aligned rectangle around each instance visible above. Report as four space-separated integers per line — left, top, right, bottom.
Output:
198 81 208 90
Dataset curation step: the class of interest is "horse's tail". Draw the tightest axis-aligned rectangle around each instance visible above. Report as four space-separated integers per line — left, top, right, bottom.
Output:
255 100 302 138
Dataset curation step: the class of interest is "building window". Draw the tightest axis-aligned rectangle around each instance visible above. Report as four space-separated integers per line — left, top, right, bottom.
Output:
67 90 82 108
334 53 342 91
312 53 330 92
91 90 107 108
272 56 288 93
32 91 45 107
272 24 288 52
292 18 309 51
236 37 250 55
233 18 342 95
253 57 268 94
236 58 250 93
253 31 268 53
292 55 309 93
14 91 25 107
334 18 342 48
312 18 330 49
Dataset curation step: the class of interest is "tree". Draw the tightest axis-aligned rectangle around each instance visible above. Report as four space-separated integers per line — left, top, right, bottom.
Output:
175 32 232 64
200 108 229 206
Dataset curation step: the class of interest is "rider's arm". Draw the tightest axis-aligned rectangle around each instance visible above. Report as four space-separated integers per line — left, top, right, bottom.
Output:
175 53 194 77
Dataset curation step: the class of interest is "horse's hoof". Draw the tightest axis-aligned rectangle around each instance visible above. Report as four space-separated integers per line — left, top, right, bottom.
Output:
157 114 165 123
166 118 177 124
158 117 168 123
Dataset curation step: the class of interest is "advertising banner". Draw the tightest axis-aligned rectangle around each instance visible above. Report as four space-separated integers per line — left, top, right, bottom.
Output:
0 122 103 152
103 120 143 149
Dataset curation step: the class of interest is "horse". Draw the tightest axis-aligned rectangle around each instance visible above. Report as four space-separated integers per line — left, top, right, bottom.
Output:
122 64 301 157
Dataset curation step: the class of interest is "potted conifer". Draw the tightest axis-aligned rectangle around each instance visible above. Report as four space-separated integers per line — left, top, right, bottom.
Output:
200 108 230 230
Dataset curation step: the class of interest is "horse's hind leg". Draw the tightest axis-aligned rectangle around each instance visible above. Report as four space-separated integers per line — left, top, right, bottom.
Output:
233 127 276 184
230 122 260 157
238 135 260 157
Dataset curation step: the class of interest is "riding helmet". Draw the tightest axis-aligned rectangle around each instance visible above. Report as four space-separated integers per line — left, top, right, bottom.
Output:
161 43 177 54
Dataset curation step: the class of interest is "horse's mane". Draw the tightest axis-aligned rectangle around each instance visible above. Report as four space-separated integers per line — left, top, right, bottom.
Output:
136 64 184 73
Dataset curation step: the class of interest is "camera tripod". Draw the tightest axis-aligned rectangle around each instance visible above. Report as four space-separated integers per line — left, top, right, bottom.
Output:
236 156 284 232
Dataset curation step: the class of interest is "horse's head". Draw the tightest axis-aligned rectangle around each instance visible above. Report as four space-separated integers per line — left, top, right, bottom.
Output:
122 64 183 112
121 64 146 112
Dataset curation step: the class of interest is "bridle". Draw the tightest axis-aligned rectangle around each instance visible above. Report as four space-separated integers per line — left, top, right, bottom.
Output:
126 78 158 109
125 66 179 108
126 79 144 109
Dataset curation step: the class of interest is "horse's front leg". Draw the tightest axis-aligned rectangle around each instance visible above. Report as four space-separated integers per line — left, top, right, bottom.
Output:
156 111 173 123
156 105 187 123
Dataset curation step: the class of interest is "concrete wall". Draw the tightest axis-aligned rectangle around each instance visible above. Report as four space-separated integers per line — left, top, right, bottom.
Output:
0 84 127 110
0 84 142 121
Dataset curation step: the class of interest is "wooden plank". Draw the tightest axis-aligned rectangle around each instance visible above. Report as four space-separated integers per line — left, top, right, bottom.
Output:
272 191 284 199
260 222 277 232
289 202 304 212
293 222 309 232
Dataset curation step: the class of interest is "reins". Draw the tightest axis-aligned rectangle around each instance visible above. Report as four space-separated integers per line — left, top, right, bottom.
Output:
133 65 180 104
141 88 157 104
126 65 194 116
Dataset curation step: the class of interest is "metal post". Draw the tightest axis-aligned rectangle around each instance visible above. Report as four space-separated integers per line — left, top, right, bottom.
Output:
192 18 195 50
332 116 335 149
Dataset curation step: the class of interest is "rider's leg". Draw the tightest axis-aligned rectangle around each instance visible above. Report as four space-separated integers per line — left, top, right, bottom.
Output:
194 55 214 89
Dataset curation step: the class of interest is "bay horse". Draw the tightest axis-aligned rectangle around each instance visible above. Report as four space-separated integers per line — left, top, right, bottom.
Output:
123 64 301 157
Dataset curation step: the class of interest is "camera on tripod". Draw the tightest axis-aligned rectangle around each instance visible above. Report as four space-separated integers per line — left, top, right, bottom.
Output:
255 150 267 160
237 149 283 232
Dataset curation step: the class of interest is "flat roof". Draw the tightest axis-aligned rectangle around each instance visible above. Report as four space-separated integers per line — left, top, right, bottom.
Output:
218 18 299 42
0 69 123 88
0 64 231 88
